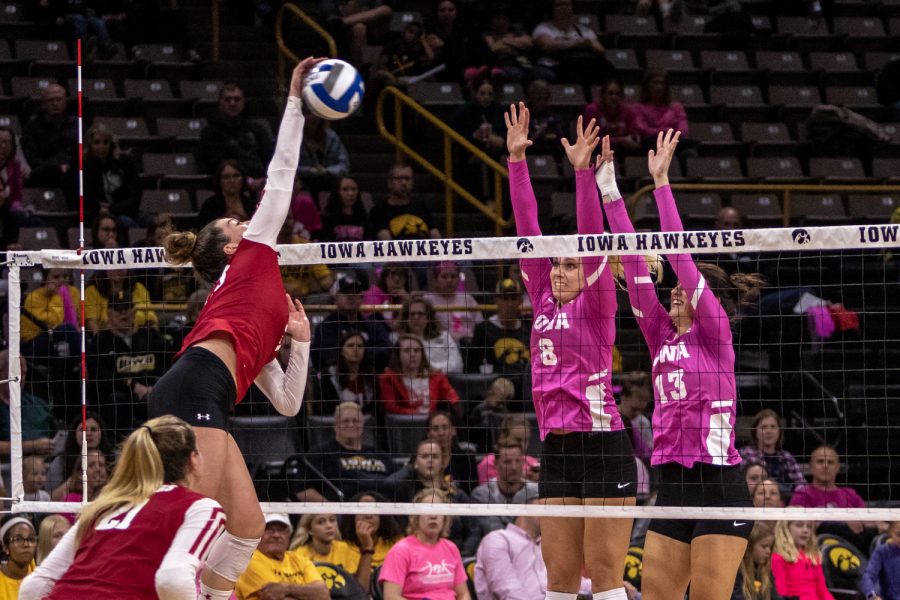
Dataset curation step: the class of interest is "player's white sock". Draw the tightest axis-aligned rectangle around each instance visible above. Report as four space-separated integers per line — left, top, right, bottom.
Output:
198 583 232 600
594 587 628 600
545 592 579 600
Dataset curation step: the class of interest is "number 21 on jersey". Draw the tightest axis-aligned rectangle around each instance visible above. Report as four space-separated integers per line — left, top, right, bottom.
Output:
655 368 685 403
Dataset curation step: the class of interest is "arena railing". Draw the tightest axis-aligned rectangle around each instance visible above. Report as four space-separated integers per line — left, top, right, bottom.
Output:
375 85 512 237
629 182 900 227
275 2 338 86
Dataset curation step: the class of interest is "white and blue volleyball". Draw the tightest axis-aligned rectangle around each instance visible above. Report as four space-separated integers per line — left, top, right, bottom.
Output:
301 59 365 120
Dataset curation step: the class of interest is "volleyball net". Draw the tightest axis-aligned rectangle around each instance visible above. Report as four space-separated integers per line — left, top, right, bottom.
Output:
5 223 900 523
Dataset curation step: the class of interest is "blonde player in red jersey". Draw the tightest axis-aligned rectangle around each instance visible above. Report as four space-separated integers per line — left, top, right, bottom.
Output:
146 58 322 599
20 416 226 599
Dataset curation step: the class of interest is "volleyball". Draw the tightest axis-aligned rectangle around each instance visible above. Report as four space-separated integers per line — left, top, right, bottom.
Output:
301 59 364 120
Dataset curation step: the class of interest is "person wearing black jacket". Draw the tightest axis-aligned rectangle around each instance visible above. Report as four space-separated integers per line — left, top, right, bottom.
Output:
80 123 142 227
86 289 169 438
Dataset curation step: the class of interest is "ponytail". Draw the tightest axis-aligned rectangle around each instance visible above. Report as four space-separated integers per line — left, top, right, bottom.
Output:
696 262 765 320
76 416 196 545
163 222 229 285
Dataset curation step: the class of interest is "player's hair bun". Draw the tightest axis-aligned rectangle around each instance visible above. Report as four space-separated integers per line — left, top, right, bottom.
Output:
164 231 197 265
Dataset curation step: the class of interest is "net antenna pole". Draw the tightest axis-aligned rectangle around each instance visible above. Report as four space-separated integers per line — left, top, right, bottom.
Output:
76 38 88 505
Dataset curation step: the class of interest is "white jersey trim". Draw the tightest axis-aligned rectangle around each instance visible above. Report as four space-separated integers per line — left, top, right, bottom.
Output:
690 275 706 310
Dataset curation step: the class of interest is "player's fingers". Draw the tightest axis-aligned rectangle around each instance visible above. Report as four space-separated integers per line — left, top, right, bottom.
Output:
656 130 664 150
504 110 512 129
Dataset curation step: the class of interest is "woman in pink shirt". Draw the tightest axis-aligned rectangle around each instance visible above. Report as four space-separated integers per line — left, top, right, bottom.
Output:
632 69 688 140
379 488 470 600
771 520 835 600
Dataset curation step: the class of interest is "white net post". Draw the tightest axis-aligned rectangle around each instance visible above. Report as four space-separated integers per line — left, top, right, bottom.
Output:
7 263 23 503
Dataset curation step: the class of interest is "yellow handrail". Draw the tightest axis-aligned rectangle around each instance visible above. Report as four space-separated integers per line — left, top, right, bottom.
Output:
275 3 337 86
375 86 512 237
627 183 900 227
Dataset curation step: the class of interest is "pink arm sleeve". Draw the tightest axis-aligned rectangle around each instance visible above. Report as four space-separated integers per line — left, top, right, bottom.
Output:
603 198 668 349
654 185 731 343
508 158 548 301
576 168 616 316
244 96 305 249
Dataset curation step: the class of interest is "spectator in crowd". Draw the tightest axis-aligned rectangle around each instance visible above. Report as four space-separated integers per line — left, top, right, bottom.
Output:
59 449 109 516
196 160 257 229
372 19 436 88
468 376 516 451
22 455 50 502
427 411 478 492
319 176 371 243
339 491 403 567
20 268 79 346
425 0 471 83
164 288 209 351
198 83 274 177
298 112 351 199
90 215 120 249
379 334 460 416
26 0 118 59
0 517 37 596
387 439 481 555
291 512 374 593
35 515 69 566
0 350 56 458
84 268 158 332
752 478 785 508
532 0 614 95
362 264 414 324
312 332 377 417
524 79 567 157
477 414 539 485
234 513 329 600
395 294 463 374
48 412 115 500
789 445 886 552
743 461 769 495
278 214 334 300
740 409 805 498
86 289 169 435
733 522 776 600
311 273 393 373
474 498 593 600
371 164 440 241
617 371 653 463
861 520 900 600
0 125 31 247
771 520 834 600
583 78 641 155
22 84 78 188
80 122 141 228
478 5 541 84
471 438 539 533
379 487 471 600
452 79 506 158
320 0 392 67
466 278 530 377
292 402 395 502
288 180 322 241
425 261 483 344
632 68 690 149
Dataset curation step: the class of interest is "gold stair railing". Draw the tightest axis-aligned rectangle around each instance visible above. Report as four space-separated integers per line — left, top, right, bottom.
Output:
628 183 900 227
375 86 512 237
275 3 337 86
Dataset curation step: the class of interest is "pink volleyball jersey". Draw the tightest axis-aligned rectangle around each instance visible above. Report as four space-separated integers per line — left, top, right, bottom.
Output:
509 160 622 439
44 485 225 599
604 186 740 468
177 97 306 401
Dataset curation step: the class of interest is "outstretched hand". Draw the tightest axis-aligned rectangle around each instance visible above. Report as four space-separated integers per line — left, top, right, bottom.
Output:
648 128 681 187
594 135 620 203
561 115 600 170
284 293 311 342
289 56 327 99
504 102 533 162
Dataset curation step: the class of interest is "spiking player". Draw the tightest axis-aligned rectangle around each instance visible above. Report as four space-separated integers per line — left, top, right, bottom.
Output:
506 103 636 600
600 129 765 600
20 416 226 599
145 58 323 599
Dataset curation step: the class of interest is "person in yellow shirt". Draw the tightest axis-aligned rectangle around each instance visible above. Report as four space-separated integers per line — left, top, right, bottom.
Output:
0 517 36 600
84 269 158 332
340 491 402 567
21 269 80 343
290 512 375 594
235 514 328 600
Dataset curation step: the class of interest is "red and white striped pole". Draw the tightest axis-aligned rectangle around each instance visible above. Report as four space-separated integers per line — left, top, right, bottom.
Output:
76 38 88 503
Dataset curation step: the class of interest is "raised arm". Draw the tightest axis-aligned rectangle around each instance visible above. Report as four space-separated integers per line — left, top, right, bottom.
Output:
597 136 668 344
244 58 322 249
505 102 540 238
254 294 311 416
649 129 730 341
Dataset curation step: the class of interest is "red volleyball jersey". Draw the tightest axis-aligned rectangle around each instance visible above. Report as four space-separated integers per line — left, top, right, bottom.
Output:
178 238 289 401
45 485 225 599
